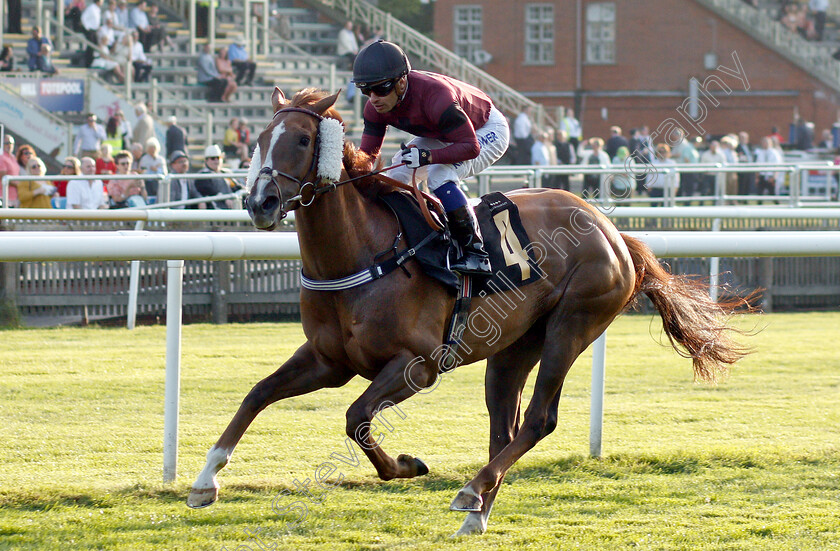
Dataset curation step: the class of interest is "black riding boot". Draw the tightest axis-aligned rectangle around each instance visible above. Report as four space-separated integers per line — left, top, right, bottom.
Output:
448 205 492 275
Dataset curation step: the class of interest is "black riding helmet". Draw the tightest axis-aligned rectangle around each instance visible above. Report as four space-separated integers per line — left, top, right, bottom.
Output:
352 40 411 86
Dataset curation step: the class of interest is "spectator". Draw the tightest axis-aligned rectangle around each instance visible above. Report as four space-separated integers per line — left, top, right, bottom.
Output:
336 21 359 70
144 3 172 52
512 106 534 165
16 144 35 174
168 150 203 208
699 140 727 198
0 135 20 207
530 131 550 167
54 156 81 197
214 47 238 99
90 33 125 83
67 156 108 209
809 0 827 41
96 15 117 49
275 14 291 40
116 109 132 140
129 30 152 82
165 116 188 158
74 113 107 159
579 137 610 197
195 144 233 209
222 118 248 164
0 46 15 72
720 135 740 198
645 144 679 204
128 142 144 171
610 145 634 199
736 131 756 195
115 0 130 32
103 115 126 152
132 102 155 146
65 0 86 33
27 26 57 74
794 117 814 150
196 43 233 102
107 149 147 208
228 34 257 85
239 117 252 155
196 0 210 38
559 108 582 149
103 0 126 44
362 27 385 48
138 136 166 197
81 0 104 66
7 0 23 34
672 128 700 200
96 143 117 175
552 129 576 191
754 136 784 196
130 0 153 48
17 157 55 209
605 125 629 159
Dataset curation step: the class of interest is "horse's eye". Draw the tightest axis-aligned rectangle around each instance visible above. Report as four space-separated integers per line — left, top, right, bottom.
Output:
299 136 310 147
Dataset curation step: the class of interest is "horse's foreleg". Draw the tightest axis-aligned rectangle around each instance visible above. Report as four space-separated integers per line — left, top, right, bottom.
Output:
454 331 543 536
187 342 353 508
345 351 437 481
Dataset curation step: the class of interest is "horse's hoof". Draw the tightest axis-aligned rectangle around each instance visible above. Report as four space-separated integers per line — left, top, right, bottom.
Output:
449 488 483 512
397 454 429 477
414 457 429 477
452 512 487 537
186 486 218 509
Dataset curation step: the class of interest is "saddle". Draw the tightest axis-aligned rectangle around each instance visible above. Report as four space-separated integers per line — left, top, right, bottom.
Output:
378 190 544 296
379 190 545 371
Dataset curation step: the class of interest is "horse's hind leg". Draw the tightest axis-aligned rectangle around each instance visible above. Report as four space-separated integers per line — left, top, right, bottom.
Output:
451 282 627 512
455 325 545 536
187 342 354 508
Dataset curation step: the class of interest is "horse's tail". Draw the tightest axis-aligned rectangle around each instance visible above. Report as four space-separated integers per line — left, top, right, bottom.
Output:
621 234 752 382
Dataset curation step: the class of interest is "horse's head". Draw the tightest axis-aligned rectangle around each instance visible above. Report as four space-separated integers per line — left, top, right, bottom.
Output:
245 87 345 230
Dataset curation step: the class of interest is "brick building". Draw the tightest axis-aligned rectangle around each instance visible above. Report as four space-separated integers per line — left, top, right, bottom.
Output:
432 0 840 144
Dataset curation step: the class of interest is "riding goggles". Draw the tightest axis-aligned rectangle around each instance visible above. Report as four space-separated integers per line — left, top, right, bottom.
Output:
356 79 397 97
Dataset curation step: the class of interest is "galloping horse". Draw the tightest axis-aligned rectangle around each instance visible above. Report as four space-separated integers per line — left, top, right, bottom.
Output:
187 88 748 535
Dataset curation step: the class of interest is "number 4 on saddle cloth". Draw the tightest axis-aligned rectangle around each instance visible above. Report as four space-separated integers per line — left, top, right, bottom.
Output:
379 191 546 370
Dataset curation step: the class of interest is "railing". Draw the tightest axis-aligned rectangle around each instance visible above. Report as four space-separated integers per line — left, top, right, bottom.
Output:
471 161 840 207
301 0 553 128
694 0 840 94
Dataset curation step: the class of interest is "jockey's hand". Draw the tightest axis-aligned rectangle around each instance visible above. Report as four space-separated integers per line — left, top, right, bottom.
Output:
400 143 431 169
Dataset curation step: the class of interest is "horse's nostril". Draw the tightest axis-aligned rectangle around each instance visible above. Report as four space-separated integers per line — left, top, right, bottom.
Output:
261 195 279 213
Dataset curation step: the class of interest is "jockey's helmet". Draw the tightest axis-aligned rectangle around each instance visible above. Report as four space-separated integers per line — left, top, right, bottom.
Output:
352 40 411 86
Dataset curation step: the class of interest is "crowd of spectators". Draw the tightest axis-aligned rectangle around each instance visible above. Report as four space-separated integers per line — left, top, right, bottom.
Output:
507 106 838 202
1 100 250 209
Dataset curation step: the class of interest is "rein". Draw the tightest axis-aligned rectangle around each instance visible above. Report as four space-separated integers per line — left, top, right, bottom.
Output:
261 106 444 232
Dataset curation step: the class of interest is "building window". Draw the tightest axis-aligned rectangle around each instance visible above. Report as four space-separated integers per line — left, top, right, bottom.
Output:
525 4 554 65
586 2 616 64
454 5 483 61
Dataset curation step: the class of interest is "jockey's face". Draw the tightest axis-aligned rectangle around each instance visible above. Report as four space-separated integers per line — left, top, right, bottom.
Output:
367 76 405 114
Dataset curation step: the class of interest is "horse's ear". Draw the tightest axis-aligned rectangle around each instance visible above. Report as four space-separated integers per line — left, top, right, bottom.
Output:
311 90 341 115
271 87 288 112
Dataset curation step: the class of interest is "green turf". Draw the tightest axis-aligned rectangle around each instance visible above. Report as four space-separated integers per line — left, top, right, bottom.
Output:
1 313 838 550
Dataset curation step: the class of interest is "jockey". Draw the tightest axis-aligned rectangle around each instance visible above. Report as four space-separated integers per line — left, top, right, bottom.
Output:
353 40 510 275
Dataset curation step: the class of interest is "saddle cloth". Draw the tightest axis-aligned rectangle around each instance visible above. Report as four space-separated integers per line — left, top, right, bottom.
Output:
378 190 544 297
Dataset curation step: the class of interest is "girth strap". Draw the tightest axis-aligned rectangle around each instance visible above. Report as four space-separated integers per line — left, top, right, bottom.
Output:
300 229 440 291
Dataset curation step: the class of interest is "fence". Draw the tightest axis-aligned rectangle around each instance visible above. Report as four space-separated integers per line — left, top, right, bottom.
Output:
2 229 840 480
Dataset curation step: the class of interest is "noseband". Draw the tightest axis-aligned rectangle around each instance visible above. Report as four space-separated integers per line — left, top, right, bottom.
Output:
257 107 328 219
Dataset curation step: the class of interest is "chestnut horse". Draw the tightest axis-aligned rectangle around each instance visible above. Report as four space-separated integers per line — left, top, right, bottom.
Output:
187 88 748 536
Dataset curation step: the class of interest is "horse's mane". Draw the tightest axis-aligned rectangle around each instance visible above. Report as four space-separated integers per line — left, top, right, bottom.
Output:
291 87 389 198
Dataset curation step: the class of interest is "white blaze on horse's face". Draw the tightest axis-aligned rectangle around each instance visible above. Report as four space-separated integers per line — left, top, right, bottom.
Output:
247 121 287 203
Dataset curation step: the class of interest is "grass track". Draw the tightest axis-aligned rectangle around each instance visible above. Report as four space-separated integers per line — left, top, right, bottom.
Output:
0 312 838 550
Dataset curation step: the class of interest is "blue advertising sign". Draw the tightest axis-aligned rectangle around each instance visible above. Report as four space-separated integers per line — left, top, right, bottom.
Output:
16 78 85 112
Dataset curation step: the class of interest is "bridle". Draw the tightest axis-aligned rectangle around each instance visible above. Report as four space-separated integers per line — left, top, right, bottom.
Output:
255 105 443 231
255 107 325 220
